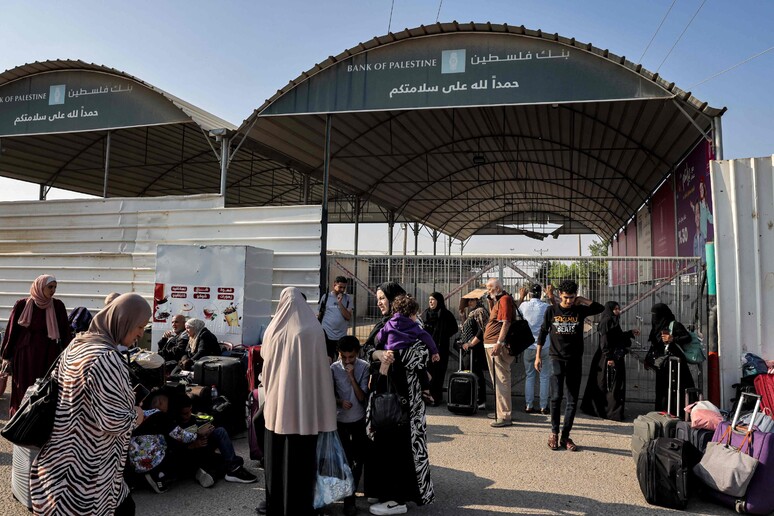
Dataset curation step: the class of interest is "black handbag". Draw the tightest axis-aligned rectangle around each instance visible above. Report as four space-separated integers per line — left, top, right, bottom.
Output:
368 374 404 431
506 307 535 356
1 357 61 447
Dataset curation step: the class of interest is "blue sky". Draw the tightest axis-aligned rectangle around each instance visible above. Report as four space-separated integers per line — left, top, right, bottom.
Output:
1 0 772 254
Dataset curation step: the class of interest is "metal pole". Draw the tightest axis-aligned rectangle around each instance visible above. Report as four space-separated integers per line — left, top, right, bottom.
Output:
39 184 47 201
303 175 310 204
387 211 394 280
219 136 230 196
353 196 360 334
413 223 419 297
713 117 724 160
319 115 332 299
432 229 438 291
103 131 111 198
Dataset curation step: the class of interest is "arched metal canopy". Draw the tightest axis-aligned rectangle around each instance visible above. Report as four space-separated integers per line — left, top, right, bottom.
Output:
235 22 725 241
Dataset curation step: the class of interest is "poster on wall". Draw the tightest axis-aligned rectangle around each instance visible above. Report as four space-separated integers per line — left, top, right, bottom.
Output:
675 140 714 263
637 205 653 283
153 283 244 338
651 178 677 279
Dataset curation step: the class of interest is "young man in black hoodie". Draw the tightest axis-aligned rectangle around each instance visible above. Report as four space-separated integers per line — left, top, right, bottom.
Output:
535 280 604 452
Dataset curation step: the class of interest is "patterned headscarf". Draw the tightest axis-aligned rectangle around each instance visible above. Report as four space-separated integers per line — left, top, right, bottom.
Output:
185 318 206 354
18 275 60 341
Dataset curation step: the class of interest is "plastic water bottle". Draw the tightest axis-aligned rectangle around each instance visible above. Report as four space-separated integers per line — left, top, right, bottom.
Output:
211 384 218 400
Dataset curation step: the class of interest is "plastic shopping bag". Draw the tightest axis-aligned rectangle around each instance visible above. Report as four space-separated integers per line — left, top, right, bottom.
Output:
313 431 354 509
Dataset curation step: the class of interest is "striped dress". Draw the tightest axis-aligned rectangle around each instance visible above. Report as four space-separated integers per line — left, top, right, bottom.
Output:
30 339 137 515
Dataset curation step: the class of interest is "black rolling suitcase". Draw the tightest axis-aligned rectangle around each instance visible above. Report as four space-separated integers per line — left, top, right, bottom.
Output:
675 420 713 454
194 356 247 432
637 437 696 510
447 348 478 415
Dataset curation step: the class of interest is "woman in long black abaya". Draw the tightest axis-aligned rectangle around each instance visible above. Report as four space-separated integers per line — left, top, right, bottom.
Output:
420 292 459 405
581 301 638 421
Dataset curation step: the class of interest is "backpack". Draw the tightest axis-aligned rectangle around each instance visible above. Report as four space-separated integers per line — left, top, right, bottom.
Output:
669 322 706 365
68 307 93 335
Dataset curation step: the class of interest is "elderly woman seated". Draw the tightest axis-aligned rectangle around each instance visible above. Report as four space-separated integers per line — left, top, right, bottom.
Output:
178 318 221 370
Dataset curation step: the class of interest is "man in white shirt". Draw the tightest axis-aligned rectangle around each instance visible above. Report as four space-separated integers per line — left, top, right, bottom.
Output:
521 283 553 415
317 276 353 361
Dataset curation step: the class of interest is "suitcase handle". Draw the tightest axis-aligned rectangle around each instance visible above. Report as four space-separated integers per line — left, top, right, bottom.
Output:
732 392 762 431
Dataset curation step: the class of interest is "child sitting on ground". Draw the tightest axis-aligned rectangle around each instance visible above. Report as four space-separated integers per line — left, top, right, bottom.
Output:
376 294 440 404
128 389 213 493
331 336 370 516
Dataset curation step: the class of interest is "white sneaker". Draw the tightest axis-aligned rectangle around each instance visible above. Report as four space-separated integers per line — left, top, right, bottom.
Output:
477 403 486 410
369 501 408 515
195 468 215 488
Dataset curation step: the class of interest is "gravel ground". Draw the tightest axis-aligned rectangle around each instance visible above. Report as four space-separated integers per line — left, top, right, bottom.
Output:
0 393 736 516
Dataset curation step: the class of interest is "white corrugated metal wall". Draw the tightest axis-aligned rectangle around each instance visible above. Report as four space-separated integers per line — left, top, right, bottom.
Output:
0 194 321 322
711 156 774 405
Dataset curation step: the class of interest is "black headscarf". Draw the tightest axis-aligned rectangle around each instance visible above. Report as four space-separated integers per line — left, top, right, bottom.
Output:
428 292 447 312
597 301 620 336
649 303 675 344
378 281 406 307
422 291 458 353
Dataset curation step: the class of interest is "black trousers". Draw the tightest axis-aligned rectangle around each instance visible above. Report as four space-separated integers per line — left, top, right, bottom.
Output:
337 418 369 499
264 430 318 516
550 358 582 438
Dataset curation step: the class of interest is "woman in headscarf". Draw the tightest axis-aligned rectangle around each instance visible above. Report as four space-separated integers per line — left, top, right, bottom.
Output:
259 287 336 516
30 293 151 516
179 318 221 370
580 302 639 421
420 292 459 406
645 303 695 412
1 275 72 416
363 282 434 516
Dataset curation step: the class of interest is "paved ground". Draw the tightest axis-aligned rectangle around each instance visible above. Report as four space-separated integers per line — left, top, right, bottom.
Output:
0 394 735 516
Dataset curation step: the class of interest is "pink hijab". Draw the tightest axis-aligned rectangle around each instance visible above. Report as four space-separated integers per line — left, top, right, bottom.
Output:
18 275 60 341
262 287 337 435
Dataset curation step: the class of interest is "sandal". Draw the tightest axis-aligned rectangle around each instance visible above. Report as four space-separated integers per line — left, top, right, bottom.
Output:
422 391 435 405
548 433 559 451
561 437 579 452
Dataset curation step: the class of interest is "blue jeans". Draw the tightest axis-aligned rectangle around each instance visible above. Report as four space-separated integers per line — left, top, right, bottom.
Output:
523 347 551 409
209 427 242 472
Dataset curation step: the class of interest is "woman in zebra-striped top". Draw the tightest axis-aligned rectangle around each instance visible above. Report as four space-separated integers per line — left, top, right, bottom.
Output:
30 293 152 516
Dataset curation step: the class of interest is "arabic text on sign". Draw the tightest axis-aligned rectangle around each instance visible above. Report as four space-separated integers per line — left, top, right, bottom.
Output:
171 293 187 298
171 286 187 292
218 288 235 293
194 287 210 292
218 294 235 300
194 293 210 299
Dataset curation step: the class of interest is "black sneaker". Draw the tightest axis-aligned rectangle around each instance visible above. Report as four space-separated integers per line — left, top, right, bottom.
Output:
144 472 169 494
225 466 258 483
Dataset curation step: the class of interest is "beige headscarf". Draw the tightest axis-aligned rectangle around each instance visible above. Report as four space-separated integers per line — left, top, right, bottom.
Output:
78 293 152 348
262 287 336 435
185 318 206 354
18 274 60 341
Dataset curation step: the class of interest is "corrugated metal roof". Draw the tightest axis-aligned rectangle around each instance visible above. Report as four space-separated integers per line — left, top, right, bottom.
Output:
236 22 726 241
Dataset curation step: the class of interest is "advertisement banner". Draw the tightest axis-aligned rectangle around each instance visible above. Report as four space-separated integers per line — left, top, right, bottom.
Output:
651 178 677 278
625 220 638 284
263 33 671 116
611 235 621 286
637 206 653 283
675 140 714 262
153 283 244 338
0 70 189 137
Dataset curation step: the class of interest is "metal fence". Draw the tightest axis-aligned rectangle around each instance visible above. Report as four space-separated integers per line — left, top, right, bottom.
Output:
327 254 704 404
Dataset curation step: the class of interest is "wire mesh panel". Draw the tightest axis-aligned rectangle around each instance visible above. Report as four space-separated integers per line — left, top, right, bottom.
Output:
327 254 703 404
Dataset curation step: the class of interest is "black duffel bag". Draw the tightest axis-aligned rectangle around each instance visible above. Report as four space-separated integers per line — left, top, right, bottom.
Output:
1 358 60 447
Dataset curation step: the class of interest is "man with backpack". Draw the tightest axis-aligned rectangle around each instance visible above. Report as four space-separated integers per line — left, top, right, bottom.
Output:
317 276 352 362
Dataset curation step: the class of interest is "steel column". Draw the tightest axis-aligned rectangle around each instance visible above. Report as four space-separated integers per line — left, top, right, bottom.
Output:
103 130 111 198
319 115 332 299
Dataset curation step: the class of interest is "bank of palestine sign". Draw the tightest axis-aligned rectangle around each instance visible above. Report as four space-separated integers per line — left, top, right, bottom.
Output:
262 33 672 116
0 70 190 137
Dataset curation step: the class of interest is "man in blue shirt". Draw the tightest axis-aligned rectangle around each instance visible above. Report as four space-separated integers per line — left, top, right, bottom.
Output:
318 276 353 362
520 284 553 415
